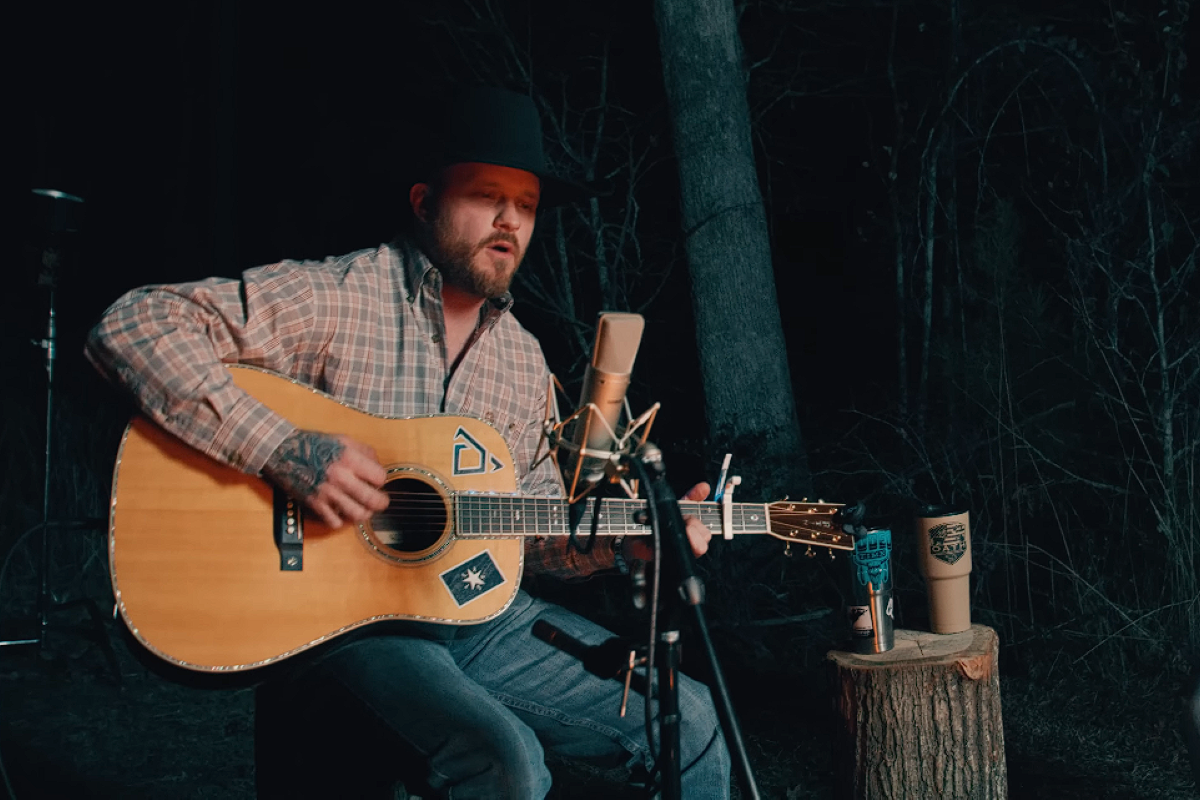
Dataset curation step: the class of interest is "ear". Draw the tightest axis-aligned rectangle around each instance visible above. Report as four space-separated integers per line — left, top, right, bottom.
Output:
409 183 432 223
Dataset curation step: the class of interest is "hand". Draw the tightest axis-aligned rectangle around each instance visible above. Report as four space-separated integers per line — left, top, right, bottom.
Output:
262 430 390 528
625 481 713 562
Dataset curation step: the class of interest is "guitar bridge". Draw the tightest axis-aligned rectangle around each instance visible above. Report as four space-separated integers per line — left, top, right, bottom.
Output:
274 488 304 571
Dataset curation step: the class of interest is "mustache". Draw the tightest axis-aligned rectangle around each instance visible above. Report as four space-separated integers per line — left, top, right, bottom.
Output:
478 233 521 256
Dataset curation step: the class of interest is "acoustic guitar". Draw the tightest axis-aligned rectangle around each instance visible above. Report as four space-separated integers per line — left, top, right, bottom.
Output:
108 365 850 672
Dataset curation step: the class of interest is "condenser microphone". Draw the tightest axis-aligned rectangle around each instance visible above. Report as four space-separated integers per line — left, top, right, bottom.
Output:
562 312 645 498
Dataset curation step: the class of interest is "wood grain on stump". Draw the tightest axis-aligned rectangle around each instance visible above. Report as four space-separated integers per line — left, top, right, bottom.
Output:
827 624 1007 799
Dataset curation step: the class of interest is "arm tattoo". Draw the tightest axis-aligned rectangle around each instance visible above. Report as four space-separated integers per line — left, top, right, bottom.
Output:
263 430 345 499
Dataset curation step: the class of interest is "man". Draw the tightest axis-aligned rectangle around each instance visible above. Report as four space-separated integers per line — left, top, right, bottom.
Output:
86 85 731 798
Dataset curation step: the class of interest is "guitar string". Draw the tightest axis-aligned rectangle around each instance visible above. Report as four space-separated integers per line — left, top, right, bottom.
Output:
364 514 841 540
377 489 828 514
339 490 840 540
377 491 778 514
372 494 819 514
370 496 825 518
378 493 831 521
358 520 844 544
372 501 772 521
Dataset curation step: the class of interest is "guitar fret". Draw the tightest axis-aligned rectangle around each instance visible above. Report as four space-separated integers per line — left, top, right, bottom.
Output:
456 497 777 539
676 501 770 536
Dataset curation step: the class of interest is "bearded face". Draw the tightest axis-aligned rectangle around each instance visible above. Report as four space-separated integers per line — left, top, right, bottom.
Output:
413 163 540 299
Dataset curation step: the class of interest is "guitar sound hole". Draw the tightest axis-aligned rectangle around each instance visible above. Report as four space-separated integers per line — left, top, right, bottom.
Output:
371 477 448 554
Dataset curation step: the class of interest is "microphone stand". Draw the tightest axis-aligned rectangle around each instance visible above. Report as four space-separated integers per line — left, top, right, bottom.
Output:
627 443 761 800
538 369 756 796
0 190 118 682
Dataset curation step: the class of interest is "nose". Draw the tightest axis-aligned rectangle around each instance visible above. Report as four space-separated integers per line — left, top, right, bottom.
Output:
494 199 521 231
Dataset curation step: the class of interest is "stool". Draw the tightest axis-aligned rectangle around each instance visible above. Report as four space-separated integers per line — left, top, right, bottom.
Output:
826 624 1008 799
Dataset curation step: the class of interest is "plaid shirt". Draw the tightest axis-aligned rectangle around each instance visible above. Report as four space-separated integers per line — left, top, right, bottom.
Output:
85 235 615 578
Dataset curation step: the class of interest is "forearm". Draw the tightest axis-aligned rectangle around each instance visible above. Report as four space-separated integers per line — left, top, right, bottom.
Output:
524 534 620 579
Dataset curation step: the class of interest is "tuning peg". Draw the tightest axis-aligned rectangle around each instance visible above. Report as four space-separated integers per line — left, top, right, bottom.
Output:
784 543 793 558
805 545 815 558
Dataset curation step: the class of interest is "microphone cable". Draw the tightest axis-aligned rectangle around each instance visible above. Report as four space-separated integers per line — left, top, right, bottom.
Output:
628 453 665 796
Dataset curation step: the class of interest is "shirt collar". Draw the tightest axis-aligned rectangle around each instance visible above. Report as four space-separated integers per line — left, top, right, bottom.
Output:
393 234 435 303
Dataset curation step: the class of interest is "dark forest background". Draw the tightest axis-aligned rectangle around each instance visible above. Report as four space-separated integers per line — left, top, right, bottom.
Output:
5 0 1200 797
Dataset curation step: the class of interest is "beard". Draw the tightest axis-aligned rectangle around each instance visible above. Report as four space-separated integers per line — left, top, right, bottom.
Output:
423 214 523 299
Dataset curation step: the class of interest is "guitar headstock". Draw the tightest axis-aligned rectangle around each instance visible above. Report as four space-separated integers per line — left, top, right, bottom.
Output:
767 501 854 551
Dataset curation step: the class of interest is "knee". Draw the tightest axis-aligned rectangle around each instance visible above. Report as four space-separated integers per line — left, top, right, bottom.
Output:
678 679 730 772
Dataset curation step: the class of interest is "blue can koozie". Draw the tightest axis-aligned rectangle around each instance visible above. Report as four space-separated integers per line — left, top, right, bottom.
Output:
846 527 894 653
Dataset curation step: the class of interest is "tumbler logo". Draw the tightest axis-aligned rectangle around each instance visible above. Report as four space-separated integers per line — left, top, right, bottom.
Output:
929 521 967 565
851 530 892 588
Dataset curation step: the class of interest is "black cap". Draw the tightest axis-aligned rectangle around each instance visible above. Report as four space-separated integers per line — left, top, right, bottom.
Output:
419 85 596 206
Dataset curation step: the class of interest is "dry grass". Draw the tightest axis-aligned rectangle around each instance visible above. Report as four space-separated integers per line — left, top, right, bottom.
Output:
0 601 1196 798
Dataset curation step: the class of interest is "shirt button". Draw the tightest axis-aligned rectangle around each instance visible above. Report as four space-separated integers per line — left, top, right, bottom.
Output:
406 293 414 302
430 333 442 344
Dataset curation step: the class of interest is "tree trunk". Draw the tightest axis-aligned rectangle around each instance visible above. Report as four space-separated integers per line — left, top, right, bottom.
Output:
653 0 810 499
827 625 1008 800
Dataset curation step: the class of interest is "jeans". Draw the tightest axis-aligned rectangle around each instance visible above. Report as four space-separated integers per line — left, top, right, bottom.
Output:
313 590 731 799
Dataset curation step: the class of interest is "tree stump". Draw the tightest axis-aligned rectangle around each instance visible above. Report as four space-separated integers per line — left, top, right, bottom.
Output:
826 624 1007 799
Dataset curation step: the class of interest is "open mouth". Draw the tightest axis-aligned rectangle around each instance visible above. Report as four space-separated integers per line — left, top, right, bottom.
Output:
486 241 517 258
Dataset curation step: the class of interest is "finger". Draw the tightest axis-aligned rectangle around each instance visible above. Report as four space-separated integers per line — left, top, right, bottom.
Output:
340 439 388 487
309 498 344 529
685 516 711 557
681 481 711 502
338 498 373 525
342 477 391 513
324 488 373 526
325 461 388 511
368 485 391 512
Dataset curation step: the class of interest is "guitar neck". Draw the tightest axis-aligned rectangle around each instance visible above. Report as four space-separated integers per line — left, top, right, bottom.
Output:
455 496 767 538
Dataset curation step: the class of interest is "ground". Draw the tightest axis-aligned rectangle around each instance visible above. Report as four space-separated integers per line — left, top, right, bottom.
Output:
0 605 1195 799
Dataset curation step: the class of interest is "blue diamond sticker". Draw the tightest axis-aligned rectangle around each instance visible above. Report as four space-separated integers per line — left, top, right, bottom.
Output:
440 551 506 607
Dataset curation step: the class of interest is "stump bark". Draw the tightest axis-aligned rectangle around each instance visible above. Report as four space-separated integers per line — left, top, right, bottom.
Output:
827 624 1007 799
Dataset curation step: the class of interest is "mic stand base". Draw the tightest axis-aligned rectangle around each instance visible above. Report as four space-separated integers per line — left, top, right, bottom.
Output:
0 520 122 685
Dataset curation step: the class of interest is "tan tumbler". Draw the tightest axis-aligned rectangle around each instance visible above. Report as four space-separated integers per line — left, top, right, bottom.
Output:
914 506 972 634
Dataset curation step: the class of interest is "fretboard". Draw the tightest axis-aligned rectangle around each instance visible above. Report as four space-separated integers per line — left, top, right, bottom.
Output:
454 495 769 539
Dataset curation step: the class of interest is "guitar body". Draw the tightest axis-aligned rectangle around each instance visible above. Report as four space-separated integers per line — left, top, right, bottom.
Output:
110 366 523 672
